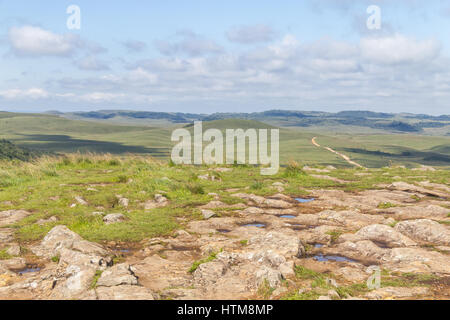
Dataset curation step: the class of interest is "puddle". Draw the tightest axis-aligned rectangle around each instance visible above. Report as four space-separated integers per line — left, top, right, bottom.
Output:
279 215 296 219
314 244 324 248
17 267 41 275
295 198 315 203
217 229 231 233
313 254 355 263
242 223 266 228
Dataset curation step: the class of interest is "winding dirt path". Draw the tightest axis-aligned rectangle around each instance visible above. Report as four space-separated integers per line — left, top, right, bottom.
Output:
312 137 366 169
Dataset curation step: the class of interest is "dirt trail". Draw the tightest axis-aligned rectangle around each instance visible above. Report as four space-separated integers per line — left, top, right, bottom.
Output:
312 137 366 169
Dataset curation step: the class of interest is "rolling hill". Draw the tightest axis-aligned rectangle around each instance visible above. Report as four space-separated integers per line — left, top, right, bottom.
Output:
0 111 449 168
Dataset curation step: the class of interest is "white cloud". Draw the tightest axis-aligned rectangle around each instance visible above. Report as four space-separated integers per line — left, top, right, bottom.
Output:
155 31 223 57
122 40 147 53
8 26 80 57
360 34 441 65
0 88 49 99
75 55 109 71
2 32 448 115
226 24 276 44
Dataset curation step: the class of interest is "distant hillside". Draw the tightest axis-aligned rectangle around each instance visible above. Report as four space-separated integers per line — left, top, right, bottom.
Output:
0 139 36 161
63 109 450 135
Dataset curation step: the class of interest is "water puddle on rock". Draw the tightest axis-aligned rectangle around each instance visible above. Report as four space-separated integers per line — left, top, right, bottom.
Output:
295 198 315 203
17 267 41 275
314 244 324 248
279 215 296 219
217 229 231 233
242 223 266 228
313 254 355 263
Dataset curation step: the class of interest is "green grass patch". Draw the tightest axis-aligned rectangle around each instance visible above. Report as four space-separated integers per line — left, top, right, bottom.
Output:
188 251 220 273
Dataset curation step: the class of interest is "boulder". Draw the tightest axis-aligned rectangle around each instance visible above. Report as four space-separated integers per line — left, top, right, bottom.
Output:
103 214 126 225
96 264 138 287
32 225 108 258
395 219 450 246
355 224 416 248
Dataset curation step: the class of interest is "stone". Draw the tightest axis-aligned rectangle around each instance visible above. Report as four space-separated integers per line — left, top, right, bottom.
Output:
201 210 217 220
6 245 20 256
255 267 282 288
193 262 226 286
75 196 88 206
37 216 58 225
355 224 416 248
103 213 126 225
31 225 108 259
0 258 26 271
395 219 450 246
96 264 138 287
96 285 155 300
248 232 304 258
0 210 30 227
365 286 429 300
279 261 295 278
387 182 447 198
118 197 129 208
385 205 449 221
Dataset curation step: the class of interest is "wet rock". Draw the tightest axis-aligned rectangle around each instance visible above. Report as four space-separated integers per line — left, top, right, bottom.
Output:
355 224 416 248
103 214 126 225
395 219 450 246
332 240 389 264
96 264 138 287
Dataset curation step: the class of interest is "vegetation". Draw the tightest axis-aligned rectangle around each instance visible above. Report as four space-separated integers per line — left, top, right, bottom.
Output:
0 111 448 168
0 139 37 161
189 251 220 273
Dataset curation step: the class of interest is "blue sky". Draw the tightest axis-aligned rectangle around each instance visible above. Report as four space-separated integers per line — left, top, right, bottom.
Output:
1 0 449 114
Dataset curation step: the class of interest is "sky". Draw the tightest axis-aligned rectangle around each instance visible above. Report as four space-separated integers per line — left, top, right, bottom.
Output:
0 0 449 115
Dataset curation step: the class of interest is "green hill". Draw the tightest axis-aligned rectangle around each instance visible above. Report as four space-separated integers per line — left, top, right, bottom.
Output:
0 139 36 161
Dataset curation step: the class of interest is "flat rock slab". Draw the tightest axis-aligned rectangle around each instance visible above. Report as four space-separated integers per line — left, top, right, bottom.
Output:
0 210 30 227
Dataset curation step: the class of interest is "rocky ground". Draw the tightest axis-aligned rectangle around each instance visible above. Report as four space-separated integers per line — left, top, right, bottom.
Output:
1 176 449 300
